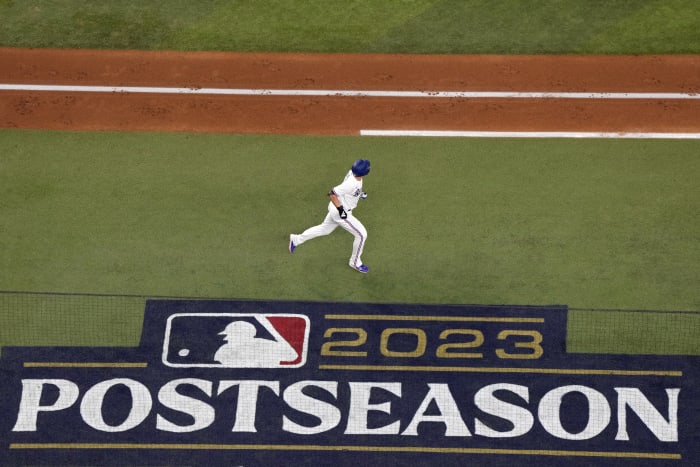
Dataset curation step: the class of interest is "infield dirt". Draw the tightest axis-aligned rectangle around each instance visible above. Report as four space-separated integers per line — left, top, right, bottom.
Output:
1 48 699 134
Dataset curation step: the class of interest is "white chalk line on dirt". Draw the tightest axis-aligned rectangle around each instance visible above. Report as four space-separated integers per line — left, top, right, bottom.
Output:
0 83 699 99
361 130 700 139
4 83 698 138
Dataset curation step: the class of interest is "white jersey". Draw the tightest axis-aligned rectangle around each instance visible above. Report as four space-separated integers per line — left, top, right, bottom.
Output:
329 170 363 211
291 165 369 271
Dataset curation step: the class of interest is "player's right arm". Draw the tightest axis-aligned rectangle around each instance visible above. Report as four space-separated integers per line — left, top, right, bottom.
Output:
328 190 341 207
328 190 347 219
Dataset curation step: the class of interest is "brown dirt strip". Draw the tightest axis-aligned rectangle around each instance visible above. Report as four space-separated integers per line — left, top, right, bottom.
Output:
1 47 699 135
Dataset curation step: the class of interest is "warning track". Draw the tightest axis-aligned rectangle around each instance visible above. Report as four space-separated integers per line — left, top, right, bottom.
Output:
1 47 700 135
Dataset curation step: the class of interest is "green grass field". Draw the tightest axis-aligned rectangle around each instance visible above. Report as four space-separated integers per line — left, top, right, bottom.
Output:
1 0 700 53
1 130 698 354
0 1 698 357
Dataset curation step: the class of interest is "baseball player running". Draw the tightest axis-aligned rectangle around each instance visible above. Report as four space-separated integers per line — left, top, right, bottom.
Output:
289 159 371 273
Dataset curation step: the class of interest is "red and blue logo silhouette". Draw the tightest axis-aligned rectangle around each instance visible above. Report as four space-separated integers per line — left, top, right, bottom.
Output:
163 313 309 368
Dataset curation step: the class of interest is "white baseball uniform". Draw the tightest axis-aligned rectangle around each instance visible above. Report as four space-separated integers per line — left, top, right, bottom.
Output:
290 170 367 269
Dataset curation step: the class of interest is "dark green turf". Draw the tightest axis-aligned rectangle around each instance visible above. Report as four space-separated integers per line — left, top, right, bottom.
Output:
1 130 698 353
1 0 699 53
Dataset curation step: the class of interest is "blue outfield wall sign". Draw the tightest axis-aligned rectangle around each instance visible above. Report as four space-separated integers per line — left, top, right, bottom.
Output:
1 300 698 466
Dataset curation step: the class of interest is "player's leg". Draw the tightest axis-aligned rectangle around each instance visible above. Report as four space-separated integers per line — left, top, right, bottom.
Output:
291 212 338 247
338 214 368 272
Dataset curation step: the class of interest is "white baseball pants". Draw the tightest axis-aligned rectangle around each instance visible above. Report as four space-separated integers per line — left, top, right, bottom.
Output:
293 206 367 268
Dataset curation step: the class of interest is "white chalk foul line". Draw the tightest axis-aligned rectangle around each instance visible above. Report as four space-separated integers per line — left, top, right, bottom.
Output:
360 130 700 139
0 83 699 99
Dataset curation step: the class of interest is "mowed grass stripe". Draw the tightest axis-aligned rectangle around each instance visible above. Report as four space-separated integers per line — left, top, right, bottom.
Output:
0 130 697 354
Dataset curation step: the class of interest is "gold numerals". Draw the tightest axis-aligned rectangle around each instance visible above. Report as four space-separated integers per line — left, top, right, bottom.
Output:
321 327 543 360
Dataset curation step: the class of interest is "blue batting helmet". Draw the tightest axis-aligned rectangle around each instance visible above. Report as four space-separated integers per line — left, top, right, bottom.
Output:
351 159 371 176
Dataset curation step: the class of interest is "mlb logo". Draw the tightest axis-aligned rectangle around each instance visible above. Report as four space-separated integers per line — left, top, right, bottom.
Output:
162 313 310 368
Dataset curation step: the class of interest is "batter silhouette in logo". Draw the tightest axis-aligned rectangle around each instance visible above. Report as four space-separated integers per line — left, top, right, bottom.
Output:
162 312 309 368
214 318 298 367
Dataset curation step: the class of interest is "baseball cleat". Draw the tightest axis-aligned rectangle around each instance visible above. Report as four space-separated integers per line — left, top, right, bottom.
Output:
350 264 369 273
288 235 296 254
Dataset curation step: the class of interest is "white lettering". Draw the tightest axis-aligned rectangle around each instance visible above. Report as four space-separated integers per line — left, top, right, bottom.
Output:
474 383 533 438
157 379 215 433
538 385 611 440
217 380 280 432
615 387 679 442
282 380 341 434
402 383 470 436
9 378 683 444
345 382 401 435
80 378 152 432
12 379 79 432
